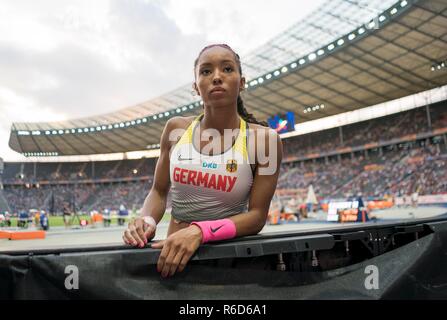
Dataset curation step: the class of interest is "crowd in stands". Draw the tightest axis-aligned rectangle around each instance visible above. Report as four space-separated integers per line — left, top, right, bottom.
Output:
283 102 447 159
1 103 446 214
3 179 154 214
279 141 446 199
2 158 156 184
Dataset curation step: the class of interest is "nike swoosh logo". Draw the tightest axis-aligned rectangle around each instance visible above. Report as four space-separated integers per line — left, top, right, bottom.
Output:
178 155 193 161
210 225 224 233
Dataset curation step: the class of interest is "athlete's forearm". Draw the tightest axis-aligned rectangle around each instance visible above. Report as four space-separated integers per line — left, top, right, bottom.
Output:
228 209 267 237
140 187 167 224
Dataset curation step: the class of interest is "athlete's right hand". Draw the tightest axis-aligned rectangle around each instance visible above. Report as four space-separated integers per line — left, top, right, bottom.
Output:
122 216 156 248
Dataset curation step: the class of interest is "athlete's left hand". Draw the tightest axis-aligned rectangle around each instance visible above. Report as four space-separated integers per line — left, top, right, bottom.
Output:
151 225 203 277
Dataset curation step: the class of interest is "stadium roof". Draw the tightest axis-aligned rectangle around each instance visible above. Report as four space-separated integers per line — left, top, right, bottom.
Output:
9 0 447 156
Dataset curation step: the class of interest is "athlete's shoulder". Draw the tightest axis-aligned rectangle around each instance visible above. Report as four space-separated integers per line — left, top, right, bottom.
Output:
161 116 197 149
164 116 196 132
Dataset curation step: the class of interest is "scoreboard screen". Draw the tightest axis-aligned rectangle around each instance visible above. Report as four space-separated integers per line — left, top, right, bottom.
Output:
267 111 295 133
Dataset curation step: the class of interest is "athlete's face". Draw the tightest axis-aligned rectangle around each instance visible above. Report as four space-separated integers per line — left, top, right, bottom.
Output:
194 46 245 108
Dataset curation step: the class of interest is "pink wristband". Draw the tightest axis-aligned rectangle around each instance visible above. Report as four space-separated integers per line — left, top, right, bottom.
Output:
191 218 237 244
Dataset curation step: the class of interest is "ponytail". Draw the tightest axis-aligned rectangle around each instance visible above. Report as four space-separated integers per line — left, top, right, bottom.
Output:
237 95 268 127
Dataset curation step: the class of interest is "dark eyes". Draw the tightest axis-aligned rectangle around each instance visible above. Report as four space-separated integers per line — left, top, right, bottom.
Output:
200 66 233 75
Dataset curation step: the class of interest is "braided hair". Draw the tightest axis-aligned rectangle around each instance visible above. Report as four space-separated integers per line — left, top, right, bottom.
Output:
194 44 268 127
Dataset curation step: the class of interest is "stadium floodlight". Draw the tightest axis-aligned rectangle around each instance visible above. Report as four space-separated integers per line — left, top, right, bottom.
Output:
337 39 344 46
368 21 376 29
153 115 157 119
327 44 335 51
258 77 264 83
65 130 70 134
142 118 147 123
71 129 76 133
158 114 164 118
17 131 29 135
182 106 187 111
136 120 141 124
348 34 356 41
244 83 249 88
32 131 41 135
390 8 397 14
77 129 83 133
273 70 280 76
200 101 204 105
102 125 107 130
125 122 130 126
304 110 307 113
176 108 181 113
52 130 57 135
281 66 288 73
358 28 365 35
131 120 136 125
195 102 200 106
438 65 442 70
58 130 63 134
119 123 125 127
189 105 194 109
83 128 89 132
291 62 298 69
45 130 51 135
250 80 258 86
308 53 316 61
400 0 407 7
96 126 101 131
164 112 169 116
379 15 386 22
114 124 119 128
317 49 324 56
89 127 95 132
321 104 325 109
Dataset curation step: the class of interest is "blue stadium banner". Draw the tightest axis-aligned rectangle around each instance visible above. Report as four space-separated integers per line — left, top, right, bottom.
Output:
267 112 295 133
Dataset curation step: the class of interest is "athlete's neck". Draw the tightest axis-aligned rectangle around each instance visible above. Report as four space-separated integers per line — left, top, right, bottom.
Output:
201 107 240 134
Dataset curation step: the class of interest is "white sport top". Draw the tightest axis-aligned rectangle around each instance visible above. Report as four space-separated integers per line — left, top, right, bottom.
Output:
169 113 254 223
